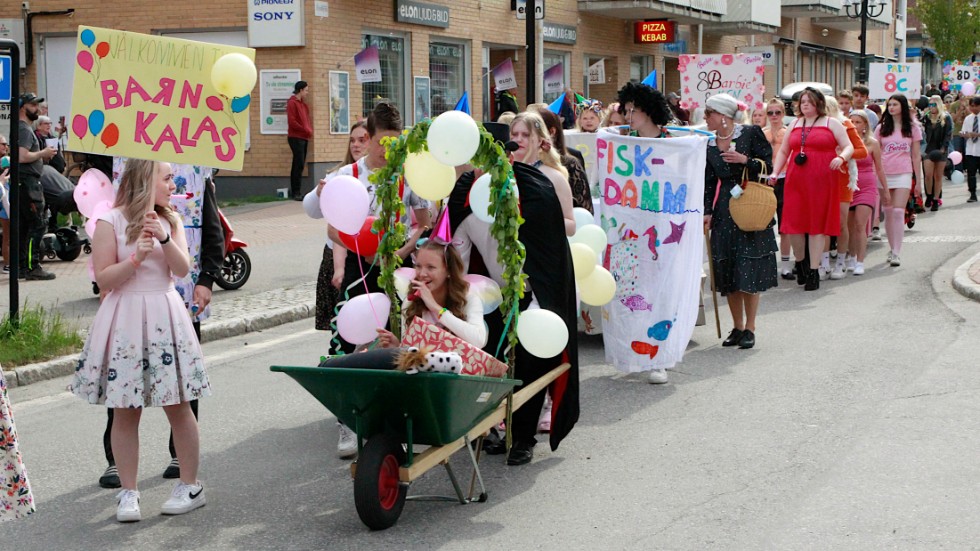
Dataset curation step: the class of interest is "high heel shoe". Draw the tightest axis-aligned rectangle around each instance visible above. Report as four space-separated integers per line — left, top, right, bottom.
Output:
804 266 820 291
795 261 807 286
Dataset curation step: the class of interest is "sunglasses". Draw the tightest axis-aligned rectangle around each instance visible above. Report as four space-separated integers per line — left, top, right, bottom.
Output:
928 103 938 107
767 110 783 116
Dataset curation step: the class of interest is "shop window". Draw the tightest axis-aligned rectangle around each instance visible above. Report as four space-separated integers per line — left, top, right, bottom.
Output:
362 34 407 119
630 55 654 85
543 50 570 104
429 41 468 117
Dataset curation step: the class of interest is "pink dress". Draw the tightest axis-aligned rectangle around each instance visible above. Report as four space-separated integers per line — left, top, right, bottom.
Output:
71 209 210 408
851 154 879 209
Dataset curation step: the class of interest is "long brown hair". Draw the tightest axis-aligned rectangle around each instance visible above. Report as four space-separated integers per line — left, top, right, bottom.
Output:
115 159 180 245
344 121 368 165
405 240 470 322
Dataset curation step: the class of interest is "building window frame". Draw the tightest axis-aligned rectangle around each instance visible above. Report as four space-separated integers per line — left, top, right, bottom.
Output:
543 49 570 105
428 37 471 118
361 30 412 119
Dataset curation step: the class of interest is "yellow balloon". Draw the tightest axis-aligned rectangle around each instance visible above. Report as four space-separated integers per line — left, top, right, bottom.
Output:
404 151 456 201
211 53 257 98
579 267 616 306
570 242 597 281
570 224 607 257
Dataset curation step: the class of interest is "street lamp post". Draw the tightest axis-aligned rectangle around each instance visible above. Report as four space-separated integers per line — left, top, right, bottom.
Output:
843 0 888 83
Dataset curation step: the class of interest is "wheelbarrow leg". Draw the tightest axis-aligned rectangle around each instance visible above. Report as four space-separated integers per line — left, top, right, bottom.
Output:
442 461 467 505
464 435 489 503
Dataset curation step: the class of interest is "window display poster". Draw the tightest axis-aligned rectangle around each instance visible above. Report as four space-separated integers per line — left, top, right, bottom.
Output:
330 71 351 135
414 76 431 125
544 62 564 94
260 69 301 135
677 53 765 113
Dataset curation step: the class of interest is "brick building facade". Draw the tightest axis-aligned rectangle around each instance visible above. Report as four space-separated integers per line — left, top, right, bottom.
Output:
3 0 900 197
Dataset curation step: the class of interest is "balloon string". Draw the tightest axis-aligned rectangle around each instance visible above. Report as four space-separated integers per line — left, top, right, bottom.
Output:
354 238 383 328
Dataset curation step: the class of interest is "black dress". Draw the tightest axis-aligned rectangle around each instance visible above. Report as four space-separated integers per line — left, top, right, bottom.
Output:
703 124 777 296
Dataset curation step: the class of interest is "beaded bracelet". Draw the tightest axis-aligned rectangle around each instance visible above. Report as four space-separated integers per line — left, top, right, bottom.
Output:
438 307 448 318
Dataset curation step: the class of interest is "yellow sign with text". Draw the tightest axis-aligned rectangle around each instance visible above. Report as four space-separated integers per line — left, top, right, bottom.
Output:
68 26 256 171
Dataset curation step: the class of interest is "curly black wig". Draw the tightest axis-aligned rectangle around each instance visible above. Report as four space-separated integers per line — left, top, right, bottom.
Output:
616 82 672 126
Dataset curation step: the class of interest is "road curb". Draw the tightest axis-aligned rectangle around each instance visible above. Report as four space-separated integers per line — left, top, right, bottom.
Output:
2 300 315 389
951 251 980 303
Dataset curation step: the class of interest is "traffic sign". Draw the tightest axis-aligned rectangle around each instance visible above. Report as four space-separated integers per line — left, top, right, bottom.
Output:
0 55 11 103
516 0 544 20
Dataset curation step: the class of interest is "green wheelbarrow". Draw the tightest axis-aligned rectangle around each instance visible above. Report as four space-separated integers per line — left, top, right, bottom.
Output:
270 364 567 530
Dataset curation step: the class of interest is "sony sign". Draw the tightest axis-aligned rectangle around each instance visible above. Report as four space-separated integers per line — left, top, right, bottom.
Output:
248 0 305 48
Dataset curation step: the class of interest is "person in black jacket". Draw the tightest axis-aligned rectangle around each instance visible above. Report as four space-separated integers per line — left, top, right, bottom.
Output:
98 162 224 488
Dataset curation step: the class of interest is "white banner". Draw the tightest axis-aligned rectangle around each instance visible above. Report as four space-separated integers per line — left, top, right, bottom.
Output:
564 131 599 198
868 62 922 100
588 59 605 85
597 128 707 371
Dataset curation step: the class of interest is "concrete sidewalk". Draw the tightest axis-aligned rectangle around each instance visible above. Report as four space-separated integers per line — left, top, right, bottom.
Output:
952 250 980 303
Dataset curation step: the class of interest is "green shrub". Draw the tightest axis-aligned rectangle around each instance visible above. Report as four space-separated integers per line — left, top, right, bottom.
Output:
0 304 83 367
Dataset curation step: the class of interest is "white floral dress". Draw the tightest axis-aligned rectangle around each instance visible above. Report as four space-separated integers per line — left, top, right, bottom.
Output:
71 209 211 408
0 367 35 520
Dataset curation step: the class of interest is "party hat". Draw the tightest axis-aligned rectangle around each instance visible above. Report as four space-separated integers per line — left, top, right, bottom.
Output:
641 70 657 87
453 91 471 114
547 92 566 114
432 206 453 242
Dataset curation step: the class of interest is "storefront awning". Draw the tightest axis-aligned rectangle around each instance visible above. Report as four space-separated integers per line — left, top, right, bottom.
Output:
577 0 725 24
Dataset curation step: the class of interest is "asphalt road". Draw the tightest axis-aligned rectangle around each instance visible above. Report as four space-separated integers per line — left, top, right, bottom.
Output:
4 185 980 549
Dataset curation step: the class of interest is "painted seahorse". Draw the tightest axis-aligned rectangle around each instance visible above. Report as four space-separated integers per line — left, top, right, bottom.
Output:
642 225 659 261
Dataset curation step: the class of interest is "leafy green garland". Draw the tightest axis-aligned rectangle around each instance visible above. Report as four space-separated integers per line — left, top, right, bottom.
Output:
371 120 525 373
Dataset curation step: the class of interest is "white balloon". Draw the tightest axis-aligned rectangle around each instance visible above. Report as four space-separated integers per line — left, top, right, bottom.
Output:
570 242 597 281
579 267 616 306
951 170 965 185
427 111 481 166
517 308 569 358
469 173 494 223
573 207 596 232
404 151 456 201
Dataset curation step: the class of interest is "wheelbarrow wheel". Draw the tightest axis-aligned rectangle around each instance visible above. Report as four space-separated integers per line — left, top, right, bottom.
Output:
353 433 407 530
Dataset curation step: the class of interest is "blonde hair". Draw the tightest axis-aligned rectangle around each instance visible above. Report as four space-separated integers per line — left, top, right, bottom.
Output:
824 95 844 121
115 159 180 245
511 111 567 179
601 102 622 128
927 97 948 125
849 109 874 146
497 111 516 126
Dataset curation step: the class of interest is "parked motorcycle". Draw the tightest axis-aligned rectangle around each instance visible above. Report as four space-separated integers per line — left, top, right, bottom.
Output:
216 209 250 290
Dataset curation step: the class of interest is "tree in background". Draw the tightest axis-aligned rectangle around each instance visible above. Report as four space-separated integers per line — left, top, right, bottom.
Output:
912 0 980 61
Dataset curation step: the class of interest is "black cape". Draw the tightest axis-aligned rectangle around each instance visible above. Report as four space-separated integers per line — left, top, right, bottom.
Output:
448 164 580 451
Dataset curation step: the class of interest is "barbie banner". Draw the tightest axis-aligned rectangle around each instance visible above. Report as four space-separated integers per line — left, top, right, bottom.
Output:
678 53 765 113
597 128 707 371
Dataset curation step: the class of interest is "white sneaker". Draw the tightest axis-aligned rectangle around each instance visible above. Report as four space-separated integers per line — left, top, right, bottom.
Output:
853 262 865 276
886 251 895 264
648 369 668 384
161 482 206 515
871 228 882 241
830 263 845 280
818 266 830 281
845 255 857 272
890 254 901 267
116 489 141 522
337 423 358 459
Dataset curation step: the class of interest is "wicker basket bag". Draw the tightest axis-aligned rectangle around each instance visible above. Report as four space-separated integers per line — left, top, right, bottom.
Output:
729 160 776 232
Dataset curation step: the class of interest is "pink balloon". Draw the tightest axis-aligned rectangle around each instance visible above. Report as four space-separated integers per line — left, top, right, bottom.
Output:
336 293 391 345
319 175 370 235
205 96 223 112
948 151 963 165
72 114 88 139
77 50 94 73
74 169 115 217
962 81 977 96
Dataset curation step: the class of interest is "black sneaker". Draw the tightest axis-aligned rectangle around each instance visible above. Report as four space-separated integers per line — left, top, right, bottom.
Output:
506 439 535 466
25 267 56 280
99 464 121 489
969 195 978 203
162 457 180 479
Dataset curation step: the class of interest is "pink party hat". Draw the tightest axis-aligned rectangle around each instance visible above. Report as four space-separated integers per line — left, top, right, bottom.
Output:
432 207 452 243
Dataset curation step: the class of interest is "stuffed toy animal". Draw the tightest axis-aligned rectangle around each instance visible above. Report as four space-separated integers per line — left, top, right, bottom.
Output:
396 347 464 375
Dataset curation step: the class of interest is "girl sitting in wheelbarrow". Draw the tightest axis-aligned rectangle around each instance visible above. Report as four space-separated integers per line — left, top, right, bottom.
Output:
321 238 488 369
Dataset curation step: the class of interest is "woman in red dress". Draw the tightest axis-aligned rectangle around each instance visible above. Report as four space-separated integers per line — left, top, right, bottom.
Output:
770 87 854 291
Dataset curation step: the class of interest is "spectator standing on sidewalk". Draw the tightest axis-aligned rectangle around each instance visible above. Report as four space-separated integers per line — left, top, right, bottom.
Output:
287 81 313 201
33 115 65 174
17 93 57 281
961 96 980 203
97 160 224 490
